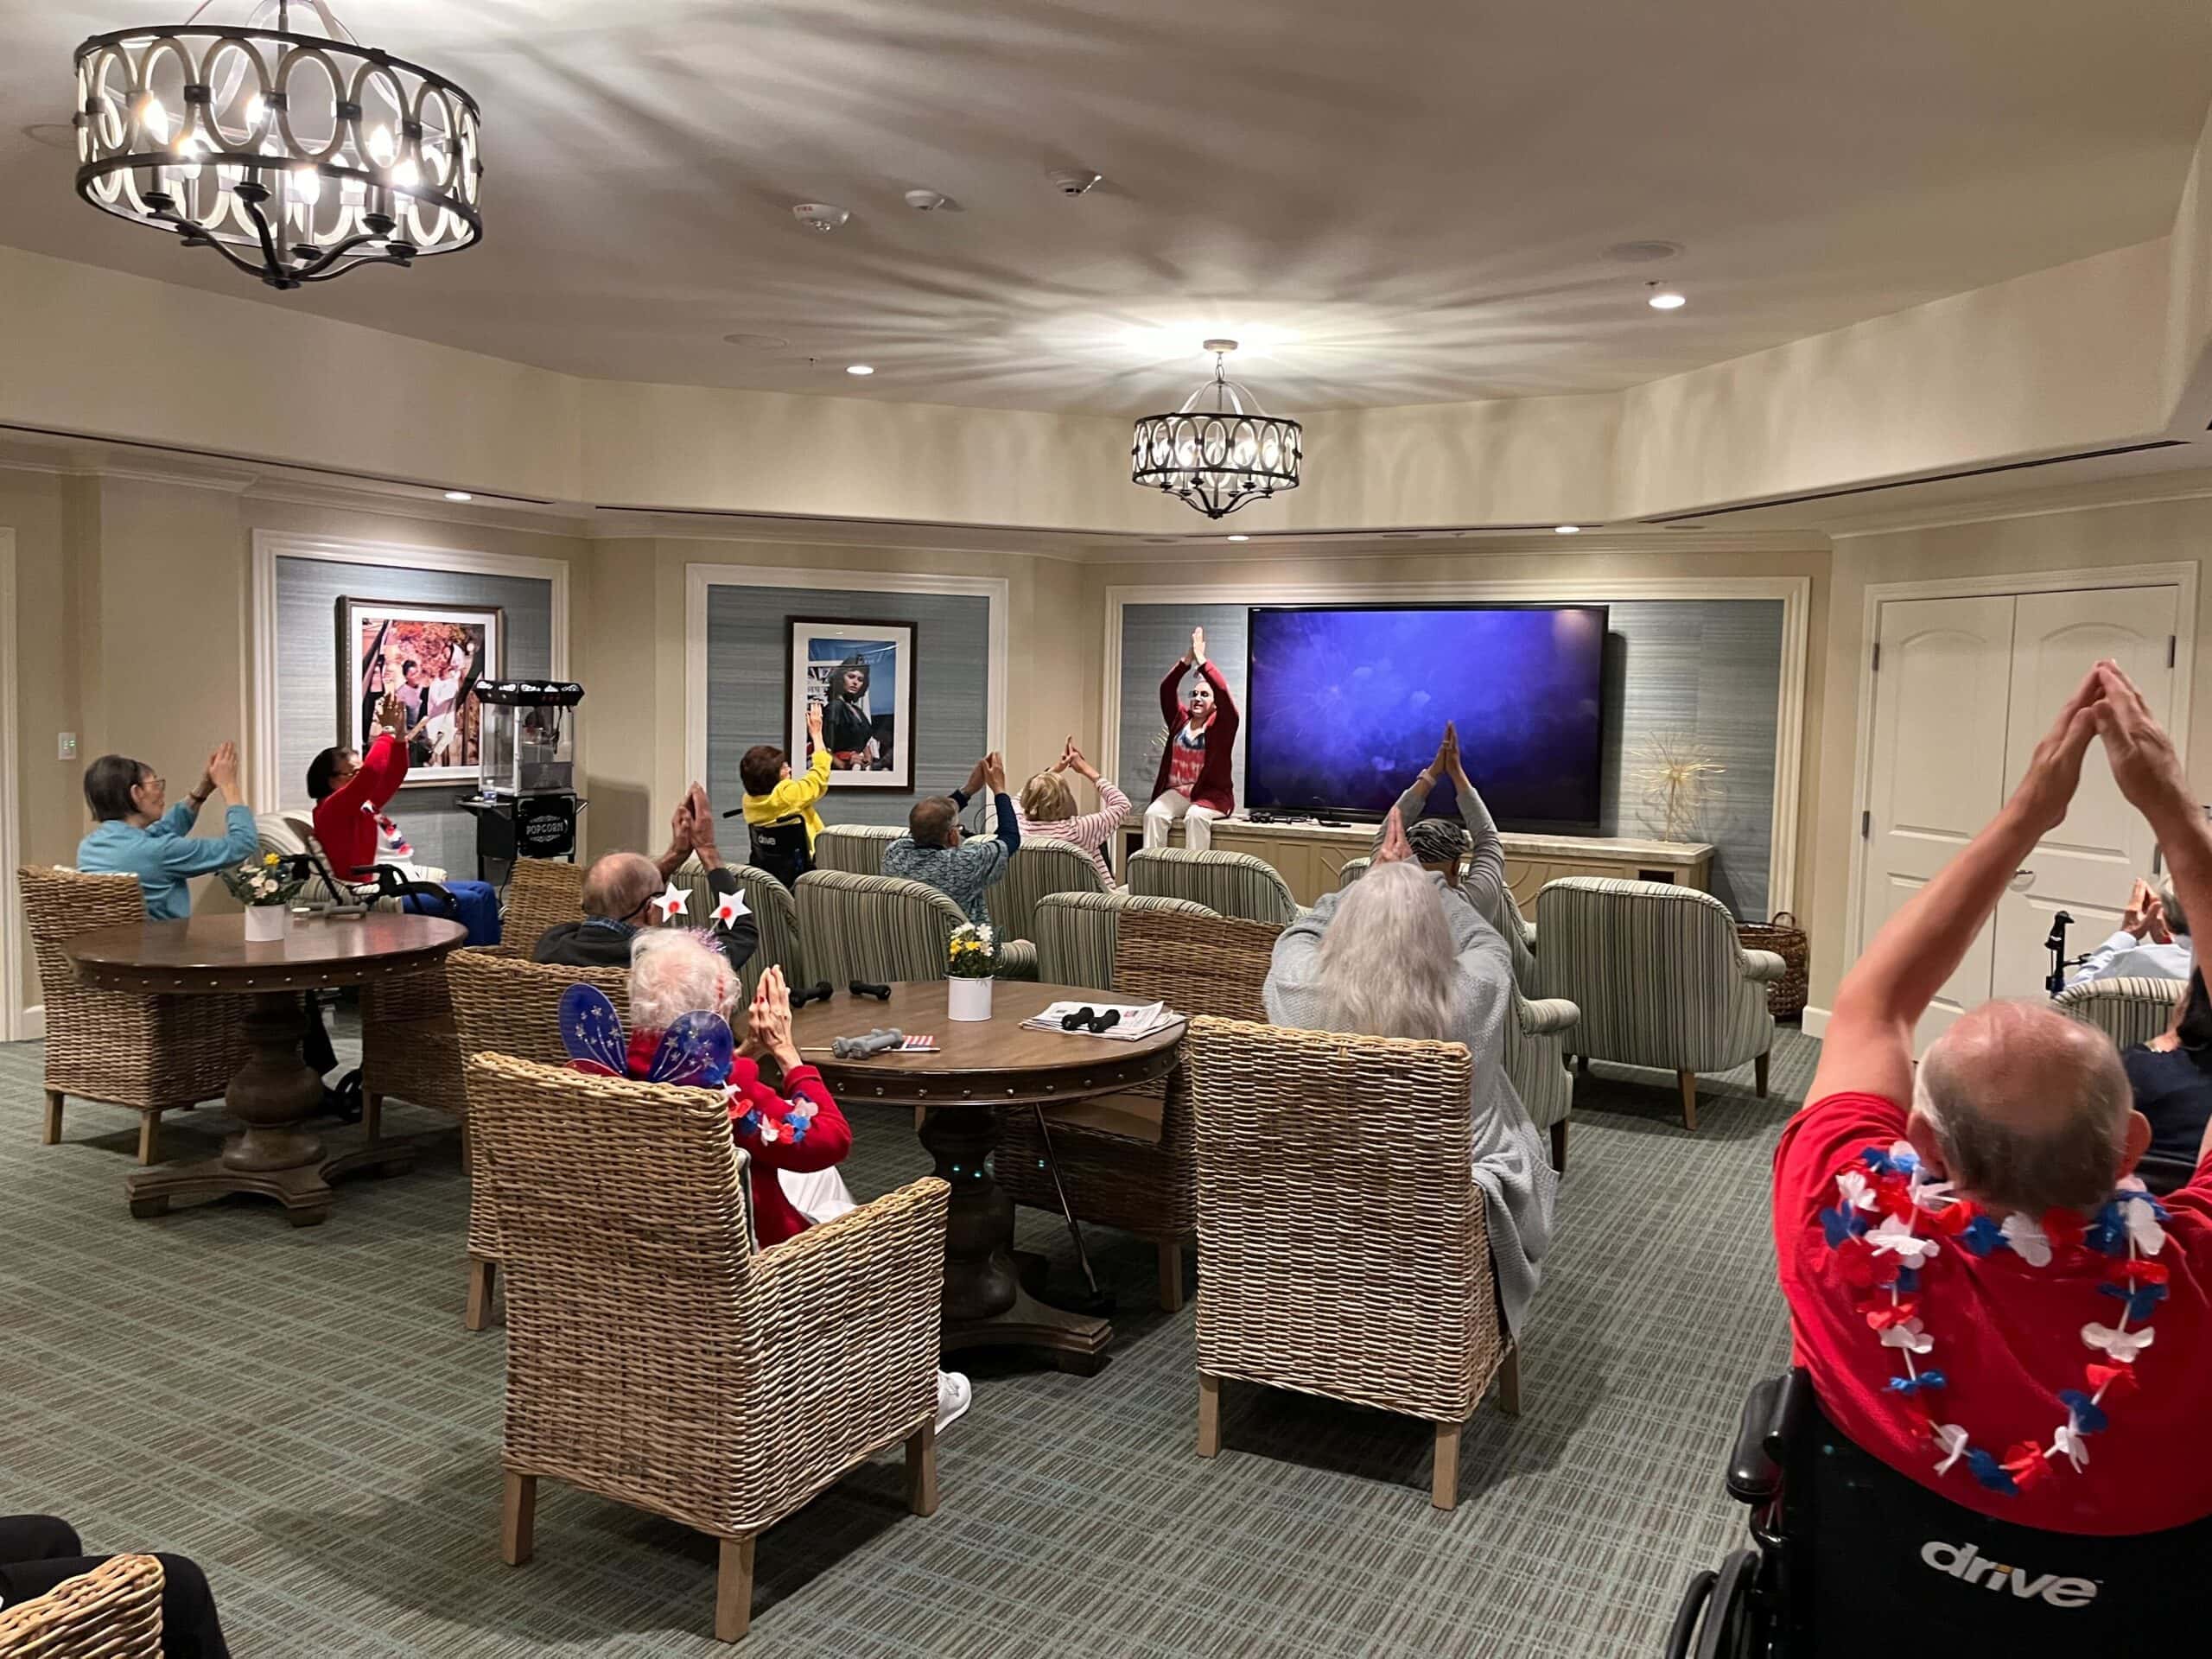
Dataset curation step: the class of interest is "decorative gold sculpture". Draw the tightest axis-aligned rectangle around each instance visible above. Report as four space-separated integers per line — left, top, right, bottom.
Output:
1630 731 1725 843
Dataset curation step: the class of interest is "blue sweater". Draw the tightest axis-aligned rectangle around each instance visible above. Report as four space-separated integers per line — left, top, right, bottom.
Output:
77 802 260 921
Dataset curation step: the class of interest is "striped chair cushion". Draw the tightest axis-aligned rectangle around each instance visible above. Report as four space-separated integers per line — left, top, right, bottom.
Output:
667 859 806 1001
1032 891 1217 991
1128 847 1299 925
2055 974 2183 1053
987 839 1110 949
1535 877 1773 1074
811 823 906 876
796 868 966 984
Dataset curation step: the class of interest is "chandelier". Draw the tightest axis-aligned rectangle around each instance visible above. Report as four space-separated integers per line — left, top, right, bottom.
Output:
72 0 483 289
1129 340 1302 519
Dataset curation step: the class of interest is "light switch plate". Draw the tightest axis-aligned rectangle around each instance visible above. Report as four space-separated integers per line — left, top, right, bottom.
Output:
57 732 77 760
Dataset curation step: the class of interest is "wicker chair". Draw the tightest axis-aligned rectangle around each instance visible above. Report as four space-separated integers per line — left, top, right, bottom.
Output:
985 839 1111 952
20 865 253 1164
1183 1015 1520 1509
2055 974 2183 1052
1535 877 1780 1132
997 905 1277 1312
811 824 904 876
1031 891 1218 991
795 868 1038 984
0 1552 166 1657
1128 847 1300 925
500 857 587 958
467 1051 949 1643
1332 858 1579 1167
448 950 629 1331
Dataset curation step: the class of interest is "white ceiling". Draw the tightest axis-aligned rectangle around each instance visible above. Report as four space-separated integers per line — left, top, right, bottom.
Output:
5 0 2211 415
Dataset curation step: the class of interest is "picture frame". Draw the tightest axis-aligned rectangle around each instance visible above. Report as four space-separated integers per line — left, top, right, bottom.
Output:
337 597 504 786
785 617 917 791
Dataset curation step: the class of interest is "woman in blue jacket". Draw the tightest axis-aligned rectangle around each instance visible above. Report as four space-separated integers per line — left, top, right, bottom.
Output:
75 743 257 920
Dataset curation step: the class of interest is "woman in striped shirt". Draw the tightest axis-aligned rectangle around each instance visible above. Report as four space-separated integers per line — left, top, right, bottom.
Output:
1015 737 1130 888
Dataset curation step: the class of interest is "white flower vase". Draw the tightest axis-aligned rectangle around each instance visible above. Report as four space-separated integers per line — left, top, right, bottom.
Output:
947 976 994 1022
244 905 291 944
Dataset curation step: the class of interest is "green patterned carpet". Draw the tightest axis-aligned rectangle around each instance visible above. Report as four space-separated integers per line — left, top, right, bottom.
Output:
0 1018 1807 1657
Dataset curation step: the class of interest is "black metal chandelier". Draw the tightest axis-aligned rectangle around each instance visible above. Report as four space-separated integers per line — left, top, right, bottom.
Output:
1129 339 1302 519
72 0 483 289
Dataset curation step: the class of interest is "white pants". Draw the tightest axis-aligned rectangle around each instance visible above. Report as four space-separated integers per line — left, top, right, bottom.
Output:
1145 791 1225 853
779 1166 857 1224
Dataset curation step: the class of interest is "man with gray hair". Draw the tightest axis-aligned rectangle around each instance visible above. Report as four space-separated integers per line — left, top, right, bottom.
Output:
1777 662 2212 1534
2069 874 2192 985
533 785 758 970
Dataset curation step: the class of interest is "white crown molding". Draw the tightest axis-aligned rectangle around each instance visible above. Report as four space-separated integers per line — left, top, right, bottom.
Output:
248 531 572 813
1821 461 2212 540
684 563 1010 803
1100 573 1812 915
0 528 23 1041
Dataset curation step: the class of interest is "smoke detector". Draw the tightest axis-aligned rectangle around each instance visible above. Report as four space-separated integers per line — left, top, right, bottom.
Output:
1048 168 1103 196
791 202 850 233
903 188 951 212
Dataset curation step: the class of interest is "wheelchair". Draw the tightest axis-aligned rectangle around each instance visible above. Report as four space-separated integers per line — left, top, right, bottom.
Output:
1668 1369 2212 1656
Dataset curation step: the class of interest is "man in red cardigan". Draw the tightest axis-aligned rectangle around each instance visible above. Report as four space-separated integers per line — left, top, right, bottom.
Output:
1144 626 1238 852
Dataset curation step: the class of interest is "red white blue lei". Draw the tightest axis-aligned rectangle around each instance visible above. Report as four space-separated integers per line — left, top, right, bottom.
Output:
1822 1140 2171 1496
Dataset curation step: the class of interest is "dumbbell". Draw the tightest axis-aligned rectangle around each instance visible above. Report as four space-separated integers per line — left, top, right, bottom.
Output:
831 1027 905 1059
849 978 893 1001
1058 1006 1122 1034
789 981 834 1009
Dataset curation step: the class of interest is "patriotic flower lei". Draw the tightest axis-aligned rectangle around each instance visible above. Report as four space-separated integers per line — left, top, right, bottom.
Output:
728 1082 818 1148
1822 1140 2171 1496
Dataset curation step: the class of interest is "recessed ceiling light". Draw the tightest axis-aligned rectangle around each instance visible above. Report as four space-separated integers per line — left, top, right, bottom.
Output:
1227 534 1249 542
1554 524 1580 534
1647 290 1687 310
845 364 874 376
444 490 473 501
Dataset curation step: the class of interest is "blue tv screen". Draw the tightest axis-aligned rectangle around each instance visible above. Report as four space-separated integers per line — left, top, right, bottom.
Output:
1244 605 1607 832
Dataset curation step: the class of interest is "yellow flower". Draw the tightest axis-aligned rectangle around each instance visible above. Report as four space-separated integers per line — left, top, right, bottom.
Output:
263 852 282 866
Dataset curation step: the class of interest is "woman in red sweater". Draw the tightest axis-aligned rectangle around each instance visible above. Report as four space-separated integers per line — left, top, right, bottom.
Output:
1143 625 1238 852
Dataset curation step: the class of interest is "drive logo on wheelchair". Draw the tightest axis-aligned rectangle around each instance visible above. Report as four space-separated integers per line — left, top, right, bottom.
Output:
1921 1540 2098 1606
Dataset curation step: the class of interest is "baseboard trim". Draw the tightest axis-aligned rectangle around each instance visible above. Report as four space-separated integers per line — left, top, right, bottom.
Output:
1801 1005 1830 1039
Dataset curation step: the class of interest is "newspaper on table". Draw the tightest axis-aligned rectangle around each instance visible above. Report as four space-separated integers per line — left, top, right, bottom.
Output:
1020 1001 1183 1041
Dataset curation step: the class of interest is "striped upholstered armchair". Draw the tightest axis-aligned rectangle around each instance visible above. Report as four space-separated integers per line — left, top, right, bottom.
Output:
667 859 805 1001
987 839 1112 950
1032 890 1219 991
811 823 905 876
1535 877 1780 1133
796 869 1039 983
2055 975 2182 1052
1128 847 1300 925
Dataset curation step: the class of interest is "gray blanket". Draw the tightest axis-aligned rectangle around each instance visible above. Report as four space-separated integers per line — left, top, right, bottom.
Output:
1262 880 1556 1333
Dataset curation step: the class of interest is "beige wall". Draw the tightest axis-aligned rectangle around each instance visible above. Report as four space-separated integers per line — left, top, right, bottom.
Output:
1807 495 2212 1014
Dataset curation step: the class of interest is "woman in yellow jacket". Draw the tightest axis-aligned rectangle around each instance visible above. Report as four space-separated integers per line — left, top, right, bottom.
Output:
739 703 830 889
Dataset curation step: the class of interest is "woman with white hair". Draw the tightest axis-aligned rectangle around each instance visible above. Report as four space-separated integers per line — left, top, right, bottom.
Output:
1262 810 1556 1332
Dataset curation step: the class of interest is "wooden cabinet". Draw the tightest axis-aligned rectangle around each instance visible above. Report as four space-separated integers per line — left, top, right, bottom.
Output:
1117 820 1713 909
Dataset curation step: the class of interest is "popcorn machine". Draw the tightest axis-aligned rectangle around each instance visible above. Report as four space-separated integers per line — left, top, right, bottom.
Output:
461 680 585 882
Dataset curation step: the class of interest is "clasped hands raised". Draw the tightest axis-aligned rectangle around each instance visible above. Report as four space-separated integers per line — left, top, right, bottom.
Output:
2012 659 2190 834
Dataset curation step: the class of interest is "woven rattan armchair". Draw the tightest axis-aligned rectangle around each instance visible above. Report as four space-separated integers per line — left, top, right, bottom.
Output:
1128 847 1300 925
1535 877 1779 1132
467 1052 950 1643
0 1552 165 1657
810 824 903 876
2055 974 2183 1052
1031 891 1217 991
20 865 252 1164
985 839 1111 950
448 950 629 1330
500 857 587 958
1182 1015 1521 1509
997 905 1277 1312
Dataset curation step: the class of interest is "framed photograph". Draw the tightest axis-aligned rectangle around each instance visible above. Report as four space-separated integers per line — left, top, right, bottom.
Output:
786 617 917 791
338 598 503 785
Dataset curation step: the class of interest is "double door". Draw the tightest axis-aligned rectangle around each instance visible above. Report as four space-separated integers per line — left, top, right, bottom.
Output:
1859 585 2180 1051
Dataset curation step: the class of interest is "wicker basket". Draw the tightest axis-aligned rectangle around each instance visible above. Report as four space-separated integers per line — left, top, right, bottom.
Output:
1739 910 1808 1019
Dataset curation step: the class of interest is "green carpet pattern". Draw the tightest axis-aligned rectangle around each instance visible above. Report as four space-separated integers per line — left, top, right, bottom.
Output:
0 1017 1809 1656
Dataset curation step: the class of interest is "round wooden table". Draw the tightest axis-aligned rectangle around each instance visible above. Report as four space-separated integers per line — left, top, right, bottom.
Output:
791 980 1186 1372
66 912 467 1227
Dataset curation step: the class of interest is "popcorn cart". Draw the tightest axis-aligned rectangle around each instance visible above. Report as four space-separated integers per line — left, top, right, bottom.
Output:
461 680 585 883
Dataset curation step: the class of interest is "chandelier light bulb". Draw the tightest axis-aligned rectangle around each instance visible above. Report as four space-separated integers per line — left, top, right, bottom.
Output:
366 124 396 165
244 92 264 129
174 131 206 180
137 92 168 143
291 165 321 205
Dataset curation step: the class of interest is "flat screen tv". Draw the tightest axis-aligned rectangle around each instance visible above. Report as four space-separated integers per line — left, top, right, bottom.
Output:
1243 604 1607 833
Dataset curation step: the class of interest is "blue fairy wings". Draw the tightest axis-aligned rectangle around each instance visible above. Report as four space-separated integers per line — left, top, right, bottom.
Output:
558 983 734 1088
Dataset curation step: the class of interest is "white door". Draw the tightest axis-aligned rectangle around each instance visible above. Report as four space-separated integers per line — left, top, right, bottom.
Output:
1860 595 2018 1049
1989 588 2179 1001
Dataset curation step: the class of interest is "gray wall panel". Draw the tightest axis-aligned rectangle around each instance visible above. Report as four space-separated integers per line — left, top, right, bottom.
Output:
276 557 553 877
705 585 989 830
1117 599 1783 920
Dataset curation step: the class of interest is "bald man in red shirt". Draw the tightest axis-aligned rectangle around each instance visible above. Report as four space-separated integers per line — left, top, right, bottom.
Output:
1777 662 2212 1536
